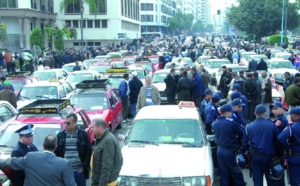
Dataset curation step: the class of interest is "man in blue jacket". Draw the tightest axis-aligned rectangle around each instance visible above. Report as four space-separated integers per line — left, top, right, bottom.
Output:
191 67 205 108
204 93 220 134
118 73 130 123
243 104 279 186
278 107 300 186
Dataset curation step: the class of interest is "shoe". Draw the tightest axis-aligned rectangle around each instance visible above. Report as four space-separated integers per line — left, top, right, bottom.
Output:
126 119 131 122
123 120 127 123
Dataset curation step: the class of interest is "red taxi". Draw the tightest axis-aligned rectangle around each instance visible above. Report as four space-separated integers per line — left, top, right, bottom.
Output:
6 71 40 95
110 59 126 68
122 53 137 65
69 80 123 140
135 57 155 76
145 53 163 71
88 61 113 77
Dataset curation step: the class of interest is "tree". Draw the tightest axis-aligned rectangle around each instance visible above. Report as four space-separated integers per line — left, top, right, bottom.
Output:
0 22 8 43
60 0 105 47
226 0 300 41
30 28 45 50
54 29 65 51
167 11 194 34
268 34 289 46
192 20 205 33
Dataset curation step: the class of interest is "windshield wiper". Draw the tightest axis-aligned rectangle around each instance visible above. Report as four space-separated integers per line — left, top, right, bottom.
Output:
18 96 31 101
36 95 50 99
129 140 159 146
159 141 203 147
0 145 13 148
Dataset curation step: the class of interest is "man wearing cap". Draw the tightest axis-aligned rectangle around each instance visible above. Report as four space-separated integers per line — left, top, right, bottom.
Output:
0 80 17 108
231 86 248 121
203 93 220 134
243 104 279 186
231 98 247 126
212 104 246 186
11 124 38 186
200 88 213 122
164 68 177 105
1 134 76 186
129 71 143 118
278 107 300 186
177 70 192 102
271 102 288 133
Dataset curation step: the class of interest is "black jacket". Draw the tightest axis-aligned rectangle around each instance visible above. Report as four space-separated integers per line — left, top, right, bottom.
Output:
248 60 258 72
257 61 268 71
220 71 231 90
164 73 177 95
54 128 92 178
177 76 192 92
129 77 143 104
243 78 257 102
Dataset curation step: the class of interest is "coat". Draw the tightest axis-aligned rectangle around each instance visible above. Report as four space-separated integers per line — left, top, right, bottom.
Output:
164 73 177 95
257 60 268 71
129 77 143 104
0 88 17 108
137 85 161 109
191 72 205 99
248 60 258 72
262 77 272 103
0 152 76 186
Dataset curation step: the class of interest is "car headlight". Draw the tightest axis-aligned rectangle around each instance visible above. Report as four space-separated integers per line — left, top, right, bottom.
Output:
183 176 207 186
117 176 138 186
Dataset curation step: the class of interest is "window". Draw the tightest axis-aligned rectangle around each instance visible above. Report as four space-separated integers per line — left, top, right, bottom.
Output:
102 20 107 28
40 0 46 11
62 83 73 94
30 0 37 9
58 85 66 98
95 20 100 28
87 42 94 46
66 0 80 14
65 20 71 27
87 20 93 28
82 20 86 28
89 0 106 15
141 3 153 11
1 0 17 8
48 0 53 13
74 42 80 46
95 42 101 46
73 20 79 28
141 15 154 22
0 106 14 123
121 0 124 15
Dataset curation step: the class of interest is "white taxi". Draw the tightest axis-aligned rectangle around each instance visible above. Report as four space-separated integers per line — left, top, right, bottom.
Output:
118 102 214 186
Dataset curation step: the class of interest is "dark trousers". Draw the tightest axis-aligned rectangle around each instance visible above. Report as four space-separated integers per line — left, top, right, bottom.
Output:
19 58 24 71
74 171 86 186
177 90 191 102
248 102 257 122
288 162 300 186
217 147 246 186
122 99 128 120
251 156 277 186
167 93 176 105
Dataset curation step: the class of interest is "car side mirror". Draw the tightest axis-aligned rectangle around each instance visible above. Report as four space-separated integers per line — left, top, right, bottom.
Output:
206 135 215 142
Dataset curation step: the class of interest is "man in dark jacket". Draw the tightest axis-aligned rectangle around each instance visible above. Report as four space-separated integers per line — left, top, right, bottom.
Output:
256 58 268 71
129 72 143 118
261 71 272 119
118 73 130 122
283 72 294 92
54 113 92 186
73 62 81 71
0 80 17 108
219 66 232 99
243 72 258 122
177 70 192 102
91 118 123 186
248 57 257 72
164 68 177 104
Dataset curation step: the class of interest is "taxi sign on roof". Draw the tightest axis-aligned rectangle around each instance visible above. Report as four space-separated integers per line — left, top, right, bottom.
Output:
106 68 127 73
18 99 71 114
6 71 31 77
110 55 121 59
136 57 150 62
178 101 195 108
75 79 108 89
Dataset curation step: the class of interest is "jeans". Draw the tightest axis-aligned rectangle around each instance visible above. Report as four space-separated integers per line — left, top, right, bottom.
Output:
74 171 86 186
130 103 137 118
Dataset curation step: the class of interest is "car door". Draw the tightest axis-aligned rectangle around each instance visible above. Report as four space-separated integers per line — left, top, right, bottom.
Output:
62 82 74 98
107 90 122 131
57 85 67 99
0 103 17 125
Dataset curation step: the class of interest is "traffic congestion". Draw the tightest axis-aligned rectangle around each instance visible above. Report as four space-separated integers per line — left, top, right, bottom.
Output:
0 33 300 186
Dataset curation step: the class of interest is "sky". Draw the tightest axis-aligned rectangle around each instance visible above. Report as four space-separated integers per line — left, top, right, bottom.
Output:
208 0 237 16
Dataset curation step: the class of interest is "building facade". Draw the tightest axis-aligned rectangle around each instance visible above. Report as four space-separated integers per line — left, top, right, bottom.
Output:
177 0 210 25
0 0 56 52
54 0 140 48
140 0 176 36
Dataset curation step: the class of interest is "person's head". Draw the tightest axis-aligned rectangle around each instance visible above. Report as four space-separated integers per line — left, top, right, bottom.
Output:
123 73 129 80
227 68 232 74
200 65 204 70
289 107 300 122
131 71 137 78
190 67 197 75
3 80 11 89
295 73 300 80
182 70 188 77
231 98 245 112
75 61 79 66
180 67 184 75
211 93 221 104
232 72 238 78
43 134 57 152
0 77 6 84
170 68 175 75
91 118 107 138
261 71 268 79
239 70 245 76
220 104 232 118
15 124 34 146
284 72 291 80
294 78 300 87
271 102 284 116
145 75 152 86
178 59 182 63
221 65 227 72
253 71 258 79
254 104 266 118
185 65 191 71
204 88 213 99
64 113 78 133
38 61 43 66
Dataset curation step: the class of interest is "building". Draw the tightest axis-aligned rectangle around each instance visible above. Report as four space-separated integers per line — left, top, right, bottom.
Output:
140 0 176 36
198 0 210 26
176 0 196 17
177 0 210 25
54 0 140 48
0 0 56 52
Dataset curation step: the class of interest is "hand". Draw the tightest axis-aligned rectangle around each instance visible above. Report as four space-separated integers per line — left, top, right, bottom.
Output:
78 168 84 173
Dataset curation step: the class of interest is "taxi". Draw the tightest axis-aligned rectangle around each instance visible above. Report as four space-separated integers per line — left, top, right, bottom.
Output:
95 55 110 62
122 53 136 65
83 59 100 68
127 65 147 85
106 68 128 89
62 61 87 72
32 69 69 81
6 71 40 95
135 57 155 76
88 61 113 77
0 101 18 125
118 102 214 186
70 80 123 138
145 53 163 71
17 80 74 108
65 70 101 88
0 99 91 183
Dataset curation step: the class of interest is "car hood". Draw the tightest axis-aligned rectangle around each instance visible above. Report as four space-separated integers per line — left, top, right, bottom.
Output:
269 68 299 75
152 83 165 92
17 100 35 109
120 145 208 177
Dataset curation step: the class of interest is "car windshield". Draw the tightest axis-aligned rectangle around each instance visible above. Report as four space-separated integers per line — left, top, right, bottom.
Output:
112 62 124 67
62 65 84 72
108 78 123 89
140 64 152 71
149 58 159 64
8 80 25 93
89 65 110 73
84 60 98 68
0 124 61 150
19 86 58 100
277 54 291 59
66 73 93 83
269 62 294 69
33 71 56 80
152 73 167 83
70 93 108 111
252 56 268 62
128 119 203 145
128 70 145 79
124 58 135 64
208 61 231 68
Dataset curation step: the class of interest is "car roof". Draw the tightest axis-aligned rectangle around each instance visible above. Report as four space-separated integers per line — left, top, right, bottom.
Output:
222 64 248 68
90 62 111 66
68 70 98 74
63 62 83 66
267 58 291 62
22 81 65 87
135 105 200 120
154 69 171 74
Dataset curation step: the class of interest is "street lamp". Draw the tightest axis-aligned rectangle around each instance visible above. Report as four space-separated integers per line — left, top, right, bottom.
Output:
280 0 285 44
281 0 296 45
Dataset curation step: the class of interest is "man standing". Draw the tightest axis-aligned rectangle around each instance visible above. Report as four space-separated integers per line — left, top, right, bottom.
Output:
73 61 81 71
118 73 130 122
55 113 92 186
129 71 143 118
261 71 272 119
285 78 300 108
278 107 300 186
219 66 231 99
243 73 258 122
191 67 205 107
283 72 294 92
200 88 213 122
137 76 160 111
232 50 239 64
212 104 246 186
271 102 288 133
0 80 17 108
248 57 257 72
4 50 13 73
91 118 123 186
231 98 247 127
243 104 279 186
1 135 76 186
164 68 177 104
257 58 268 71
11 124 38 186
177 70 192 102
204 93 220 134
